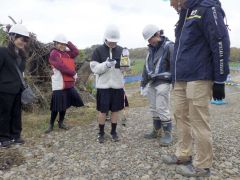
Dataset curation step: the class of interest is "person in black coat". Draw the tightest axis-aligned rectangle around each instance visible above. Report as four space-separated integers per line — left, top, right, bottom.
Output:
0 24 30 148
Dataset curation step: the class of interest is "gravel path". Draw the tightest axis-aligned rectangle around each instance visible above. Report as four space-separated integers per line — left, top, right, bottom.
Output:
0 86 239 180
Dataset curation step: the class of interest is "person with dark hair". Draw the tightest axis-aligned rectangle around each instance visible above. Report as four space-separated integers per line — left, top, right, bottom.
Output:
45 34 84 133
162 0 230 177
0 24 30 147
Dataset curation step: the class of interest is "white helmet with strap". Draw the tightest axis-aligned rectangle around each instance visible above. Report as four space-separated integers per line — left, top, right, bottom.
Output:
9 24 29 37
53 34 68 44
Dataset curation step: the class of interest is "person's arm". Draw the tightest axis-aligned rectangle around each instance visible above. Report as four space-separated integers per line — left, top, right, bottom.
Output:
66 41 79 59
141 60 149 88
202 6 230 100
49 50 76 76
166 42 174 72
202 6 230 83
90 49 111 75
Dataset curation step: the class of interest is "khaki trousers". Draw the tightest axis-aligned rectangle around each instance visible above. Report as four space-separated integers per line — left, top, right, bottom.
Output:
174 81 213 168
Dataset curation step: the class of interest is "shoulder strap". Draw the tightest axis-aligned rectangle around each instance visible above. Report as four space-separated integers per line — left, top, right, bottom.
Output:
13 63 27 88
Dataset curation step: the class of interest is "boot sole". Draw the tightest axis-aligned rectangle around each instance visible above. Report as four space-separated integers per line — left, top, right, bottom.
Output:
160 142 173 147
112 139 120 142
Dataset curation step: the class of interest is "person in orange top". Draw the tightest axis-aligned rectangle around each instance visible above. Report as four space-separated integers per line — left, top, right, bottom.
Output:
45 34 84 133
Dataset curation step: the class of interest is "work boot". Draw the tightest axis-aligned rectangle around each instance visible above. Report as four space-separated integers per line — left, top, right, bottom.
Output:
160 122 173 146
160 131 172 146
144 119 162 139
58 121 69 130
144 128 162 139
176 164 211 177
45 124 54 134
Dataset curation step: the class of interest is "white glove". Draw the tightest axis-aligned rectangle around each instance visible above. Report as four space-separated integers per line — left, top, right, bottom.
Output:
73 73 78 81
140 86 148 96
106 58 117 68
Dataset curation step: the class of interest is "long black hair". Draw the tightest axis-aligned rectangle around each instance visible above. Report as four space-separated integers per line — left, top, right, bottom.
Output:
7 34 27 59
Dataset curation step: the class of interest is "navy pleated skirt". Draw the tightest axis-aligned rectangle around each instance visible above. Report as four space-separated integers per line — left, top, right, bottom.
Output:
96 88 125 113
50 88 84 112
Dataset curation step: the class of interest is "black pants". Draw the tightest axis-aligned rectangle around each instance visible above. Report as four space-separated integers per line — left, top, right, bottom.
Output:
0 92 22 141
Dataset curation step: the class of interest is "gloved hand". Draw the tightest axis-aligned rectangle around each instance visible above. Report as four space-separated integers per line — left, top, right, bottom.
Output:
73 73 78 81
140 86 148 96
212 83 225 100
106 58 117 68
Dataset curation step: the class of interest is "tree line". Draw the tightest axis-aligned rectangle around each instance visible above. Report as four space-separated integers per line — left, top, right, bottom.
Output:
78 45 240 63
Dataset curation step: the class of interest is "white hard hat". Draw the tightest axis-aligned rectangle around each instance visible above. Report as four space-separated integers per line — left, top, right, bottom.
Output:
142 24 159 41
104 25 120 42
53 34 68 44
9 24 29 37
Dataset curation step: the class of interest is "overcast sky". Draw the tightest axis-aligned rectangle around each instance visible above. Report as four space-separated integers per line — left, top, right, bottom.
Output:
1 0 239 49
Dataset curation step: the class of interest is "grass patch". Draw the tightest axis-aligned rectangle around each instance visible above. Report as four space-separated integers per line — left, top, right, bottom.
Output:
125 81 140 89
22 103 97 139
230 62 240 67
129 59 145 75
21 82 148 139
125 82 148 107
128 92 148 107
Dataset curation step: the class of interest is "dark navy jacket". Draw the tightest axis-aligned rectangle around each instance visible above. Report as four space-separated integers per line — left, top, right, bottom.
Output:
172 0 230 83
141 36 174 87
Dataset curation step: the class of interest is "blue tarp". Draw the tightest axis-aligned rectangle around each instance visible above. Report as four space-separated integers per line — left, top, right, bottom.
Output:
124 75 142 83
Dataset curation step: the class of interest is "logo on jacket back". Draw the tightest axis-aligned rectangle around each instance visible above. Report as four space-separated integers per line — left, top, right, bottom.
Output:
187 9 202 19
191 10 198 16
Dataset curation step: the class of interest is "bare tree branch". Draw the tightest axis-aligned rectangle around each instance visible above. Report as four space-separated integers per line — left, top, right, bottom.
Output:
8 16 17 24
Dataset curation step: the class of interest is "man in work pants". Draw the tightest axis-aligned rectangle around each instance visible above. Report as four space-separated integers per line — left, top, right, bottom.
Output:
162 0 230 177
141 25 174 146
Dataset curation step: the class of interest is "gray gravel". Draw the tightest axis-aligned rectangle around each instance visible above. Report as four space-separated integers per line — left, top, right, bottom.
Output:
0 86 239 180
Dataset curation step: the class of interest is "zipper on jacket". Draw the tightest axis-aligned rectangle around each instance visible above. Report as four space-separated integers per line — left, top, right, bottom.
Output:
174 9 189 83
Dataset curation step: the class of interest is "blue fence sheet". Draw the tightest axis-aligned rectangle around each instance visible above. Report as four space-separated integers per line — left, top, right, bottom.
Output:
124 75 142 83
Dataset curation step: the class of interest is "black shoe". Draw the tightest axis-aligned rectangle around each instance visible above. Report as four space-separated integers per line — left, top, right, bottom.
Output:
58 122 69 130
111 132 119 142
13 138 25 145
97 133 104 144
0 140 14 148
45 125 54 134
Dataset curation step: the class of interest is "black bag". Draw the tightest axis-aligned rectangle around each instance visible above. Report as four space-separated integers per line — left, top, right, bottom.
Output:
14 64 36 105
